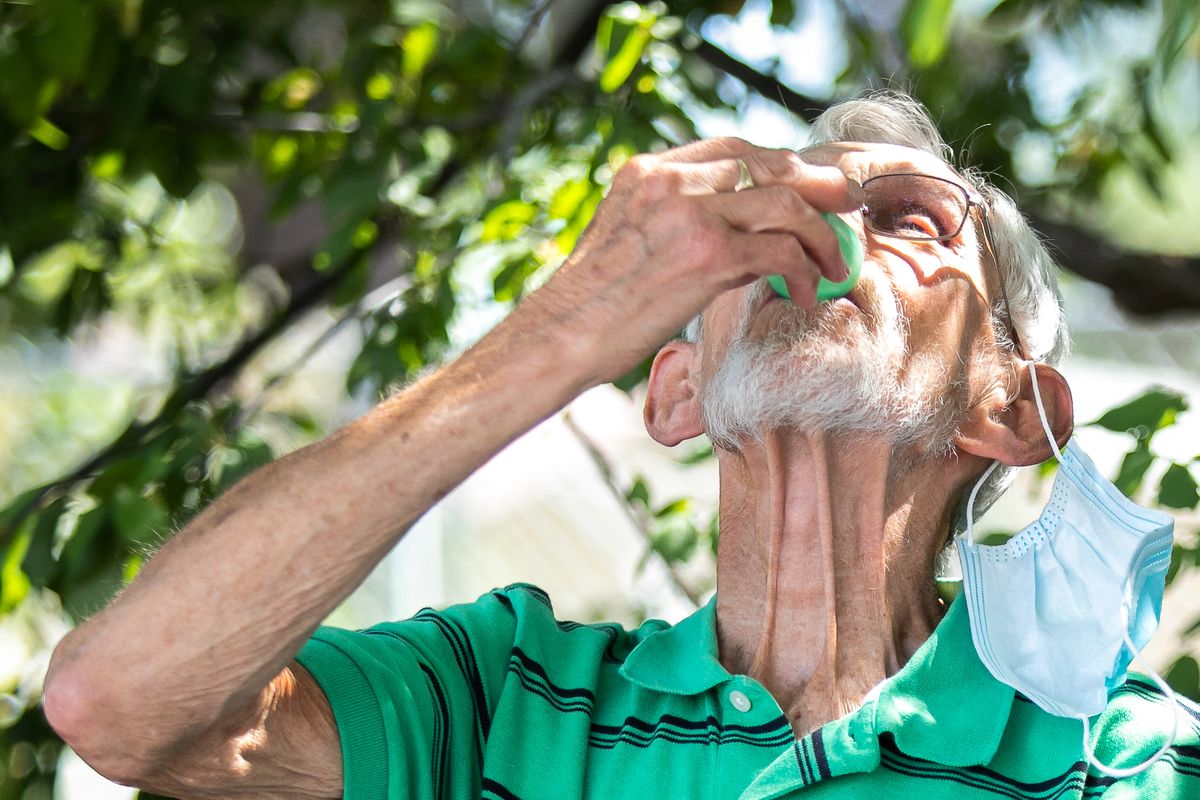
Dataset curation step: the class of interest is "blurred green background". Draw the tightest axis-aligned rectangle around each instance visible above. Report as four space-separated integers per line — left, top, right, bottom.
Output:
1 0 1199 797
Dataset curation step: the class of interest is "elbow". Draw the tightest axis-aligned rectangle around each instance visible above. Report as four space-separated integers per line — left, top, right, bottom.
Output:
43 656 155 787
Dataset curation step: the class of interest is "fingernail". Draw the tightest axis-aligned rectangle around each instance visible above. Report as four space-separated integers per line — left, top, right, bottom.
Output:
848 179 866 207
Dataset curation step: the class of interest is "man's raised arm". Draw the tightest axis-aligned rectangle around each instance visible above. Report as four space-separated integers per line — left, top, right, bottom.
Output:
41 139 860 798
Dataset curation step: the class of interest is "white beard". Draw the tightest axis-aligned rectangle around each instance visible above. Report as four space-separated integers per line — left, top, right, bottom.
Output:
700 279 969 457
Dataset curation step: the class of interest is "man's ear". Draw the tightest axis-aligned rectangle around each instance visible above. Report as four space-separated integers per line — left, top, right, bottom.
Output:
644 340 705 447
955 362 1074 467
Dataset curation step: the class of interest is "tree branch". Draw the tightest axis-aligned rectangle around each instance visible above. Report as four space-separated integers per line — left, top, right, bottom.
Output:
0 254 358 548
1028 217 1200 315
690 39 829 123
0 3 618 546
687 37 1200 315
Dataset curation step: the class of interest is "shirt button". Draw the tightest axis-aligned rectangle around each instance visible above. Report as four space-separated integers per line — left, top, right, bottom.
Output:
728 690 752 712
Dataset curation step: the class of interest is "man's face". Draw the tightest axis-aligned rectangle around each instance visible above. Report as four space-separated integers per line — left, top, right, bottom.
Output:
697 142 1009 454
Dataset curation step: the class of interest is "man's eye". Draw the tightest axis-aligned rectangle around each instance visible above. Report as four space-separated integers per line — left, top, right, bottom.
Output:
897 214 943 238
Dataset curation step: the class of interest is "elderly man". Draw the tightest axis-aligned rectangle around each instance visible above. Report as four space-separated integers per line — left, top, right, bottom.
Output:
43 93 1195 799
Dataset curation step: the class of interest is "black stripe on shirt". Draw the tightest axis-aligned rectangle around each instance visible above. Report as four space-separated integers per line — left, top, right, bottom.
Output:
410 611 494 749
482 777 524 800
881 735 1089 799
794 739 811 785
443 615 494 736
811 728 832 779
418 662 451 799
510 647 597 700
589 713 791 750
507 662 595 714
588 730 793 750
591 713 790 737
881 754 1087 800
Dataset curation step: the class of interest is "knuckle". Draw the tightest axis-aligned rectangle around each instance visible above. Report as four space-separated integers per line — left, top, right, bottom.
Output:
758 150 805 184
647 167 683 194
615 154 655 187
780 185 810 213
622 162 683 215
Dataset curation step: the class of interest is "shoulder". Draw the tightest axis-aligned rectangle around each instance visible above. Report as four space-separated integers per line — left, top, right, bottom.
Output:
308 583 652 672
1088 675 1200 797
477 582 661 667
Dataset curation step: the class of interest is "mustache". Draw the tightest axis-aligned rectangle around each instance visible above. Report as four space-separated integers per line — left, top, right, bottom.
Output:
734 273 897 345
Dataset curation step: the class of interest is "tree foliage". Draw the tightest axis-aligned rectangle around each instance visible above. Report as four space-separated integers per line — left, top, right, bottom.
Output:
0 0 1197 796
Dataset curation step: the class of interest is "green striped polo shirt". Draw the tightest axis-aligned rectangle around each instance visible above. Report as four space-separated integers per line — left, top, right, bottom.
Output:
296 583 1200 799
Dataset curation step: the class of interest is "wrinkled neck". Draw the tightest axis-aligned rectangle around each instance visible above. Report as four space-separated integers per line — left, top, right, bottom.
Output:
714 430 955 736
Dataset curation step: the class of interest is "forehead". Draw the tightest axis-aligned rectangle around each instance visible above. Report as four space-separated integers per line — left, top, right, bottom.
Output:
798 141 966 184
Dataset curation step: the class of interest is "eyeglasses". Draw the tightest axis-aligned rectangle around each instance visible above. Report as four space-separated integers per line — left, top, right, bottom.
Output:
858 172 1026 359
859 172 983 243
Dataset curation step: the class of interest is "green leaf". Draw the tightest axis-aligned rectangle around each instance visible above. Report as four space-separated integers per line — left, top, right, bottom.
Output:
597 5 656 93
978 531 1015 546
1166 543 1185 584
1158 463 1199 509
985 0 1038 24
548 179 592 221
21 504 63 586
653 498 689 518
1113 438 1154 497
1157 0 1200 78
1091 388 1187 437
678 444 715 466
769 0 797 26
481 201 537 242
0 51 47 125
32 0 97 81
402 23 439 79
612 354 653 395
60 507 109 582
61 547 125 619
900 0 956 69
491 249 539 303
209 434 275 492
28 117 70 151
112 487 171 547
1165 655 1200 702
625 477 650 507
650 519 699 563
1 524 33 614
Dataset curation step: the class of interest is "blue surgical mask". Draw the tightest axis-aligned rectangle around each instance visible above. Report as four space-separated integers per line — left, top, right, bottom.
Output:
954 362 1180 777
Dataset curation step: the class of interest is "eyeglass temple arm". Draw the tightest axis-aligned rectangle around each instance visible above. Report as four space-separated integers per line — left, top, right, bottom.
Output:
976 205 1029 362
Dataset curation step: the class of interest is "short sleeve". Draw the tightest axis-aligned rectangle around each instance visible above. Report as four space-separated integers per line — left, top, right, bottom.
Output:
296 587 522 800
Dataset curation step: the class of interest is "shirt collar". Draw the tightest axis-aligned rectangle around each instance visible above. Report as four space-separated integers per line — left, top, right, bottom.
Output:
619 594 732 694
871 593 1016 766
620 592 1015 766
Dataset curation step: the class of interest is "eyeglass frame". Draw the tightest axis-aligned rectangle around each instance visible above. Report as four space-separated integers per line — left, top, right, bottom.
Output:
856 171 1027 361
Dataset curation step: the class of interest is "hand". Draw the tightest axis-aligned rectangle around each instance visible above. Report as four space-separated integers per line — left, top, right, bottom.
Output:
521 137 864 388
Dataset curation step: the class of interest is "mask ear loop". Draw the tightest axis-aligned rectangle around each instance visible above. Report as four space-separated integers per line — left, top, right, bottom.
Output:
1025 360 1066 467
1038 361 1179 776
964 360 1065 546
1076 623 1181 778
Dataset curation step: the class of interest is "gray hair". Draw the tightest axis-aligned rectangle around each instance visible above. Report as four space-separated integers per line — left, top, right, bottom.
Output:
685 90 1070 538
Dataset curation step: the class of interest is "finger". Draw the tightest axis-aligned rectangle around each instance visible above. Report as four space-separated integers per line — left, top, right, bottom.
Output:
723 230 822 308
721 151 865 212
701 186 850 283
653 136 757 164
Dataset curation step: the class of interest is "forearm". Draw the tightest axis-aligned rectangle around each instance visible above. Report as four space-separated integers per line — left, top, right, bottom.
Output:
44 301 589 765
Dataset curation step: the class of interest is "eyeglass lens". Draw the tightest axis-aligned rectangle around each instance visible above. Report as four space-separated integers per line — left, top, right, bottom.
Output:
861 174 970 242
